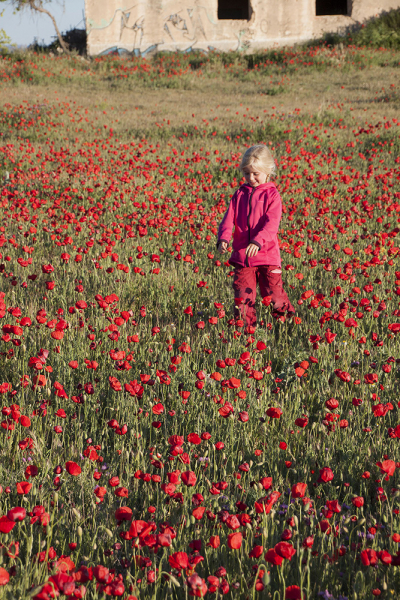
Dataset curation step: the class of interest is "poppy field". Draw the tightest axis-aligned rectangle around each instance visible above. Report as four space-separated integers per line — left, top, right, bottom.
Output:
0 46 399 600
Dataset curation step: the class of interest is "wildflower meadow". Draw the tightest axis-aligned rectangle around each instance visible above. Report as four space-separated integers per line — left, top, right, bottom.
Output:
0 42 399 600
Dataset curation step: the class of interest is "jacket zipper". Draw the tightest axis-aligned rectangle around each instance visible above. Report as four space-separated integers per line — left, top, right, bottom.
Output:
245 187 256 267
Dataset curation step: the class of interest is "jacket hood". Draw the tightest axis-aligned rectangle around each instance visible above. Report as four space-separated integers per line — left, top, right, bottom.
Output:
239 182 276 192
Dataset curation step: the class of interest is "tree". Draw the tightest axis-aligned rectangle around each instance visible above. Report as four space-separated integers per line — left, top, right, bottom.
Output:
0 7 12 49
0 27 12 50
2 1 69 52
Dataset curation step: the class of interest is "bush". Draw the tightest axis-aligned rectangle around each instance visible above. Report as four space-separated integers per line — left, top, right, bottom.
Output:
314 8 400 49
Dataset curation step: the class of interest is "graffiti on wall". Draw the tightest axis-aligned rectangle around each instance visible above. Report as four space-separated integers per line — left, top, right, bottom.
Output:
86 1 255 56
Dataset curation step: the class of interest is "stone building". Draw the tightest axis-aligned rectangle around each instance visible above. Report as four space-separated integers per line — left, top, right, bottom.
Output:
85 0 400 56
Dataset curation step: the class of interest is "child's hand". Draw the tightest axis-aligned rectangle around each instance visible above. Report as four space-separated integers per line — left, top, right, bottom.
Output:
218 241 228 254
245 243 259 258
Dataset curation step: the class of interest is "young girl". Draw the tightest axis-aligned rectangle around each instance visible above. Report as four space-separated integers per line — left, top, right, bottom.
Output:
217 144 294 330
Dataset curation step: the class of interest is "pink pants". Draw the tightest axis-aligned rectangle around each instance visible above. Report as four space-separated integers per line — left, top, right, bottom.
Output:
233 265 295 328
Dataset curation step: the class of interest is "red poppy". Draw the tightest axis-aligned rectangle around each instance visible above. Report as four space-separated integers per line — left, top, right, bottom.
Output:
286 586 304 599
7 507 26 522
376 460 396 477
325 398 339 410
207 535 220 548
65 461 82 476
115 507 133 522
295 416 308 428
291 482 307 498
0 516 15 534
266 407 282 419
168 551 188 569
187 433 201 444
16 481 32 495
227 532 242 549
274 541 296 560
180 470 196 486
192 507 206 520
264 548 283 566
324 330 337 344
0 568 9 586
360 548 378 566
318 467 334 483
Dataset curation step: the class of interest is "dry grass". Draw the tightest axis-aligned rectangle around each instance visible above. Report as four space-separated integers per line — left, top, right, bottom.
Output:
1 60 399 142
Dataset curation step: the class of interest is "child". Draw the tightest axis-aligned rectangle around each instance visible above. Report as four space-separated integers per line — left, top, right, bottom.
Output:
217 144 294 330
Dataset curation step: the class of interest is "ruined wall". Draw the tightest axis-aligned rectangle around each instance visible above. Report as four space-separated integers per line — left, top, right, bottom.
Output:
84 0 400 56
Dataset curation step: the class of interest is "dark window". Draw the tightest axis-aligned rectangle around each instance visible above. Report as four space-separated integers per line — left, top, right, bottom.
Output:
316 0 348 15
218 0 250 20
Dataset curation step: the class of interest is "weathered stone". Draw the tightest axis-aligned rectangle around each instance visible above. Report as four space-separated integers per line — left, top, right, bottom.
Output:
84 0 400 56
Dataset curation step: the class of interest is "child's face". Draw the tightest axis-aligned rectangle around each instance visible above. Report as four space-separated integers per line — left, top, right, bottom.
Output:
242 164 269 187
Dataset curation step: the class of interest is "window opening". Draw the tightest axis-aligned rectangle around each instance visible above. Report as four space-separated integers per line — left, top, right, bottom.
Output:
316 0 348 15
218 0 250 20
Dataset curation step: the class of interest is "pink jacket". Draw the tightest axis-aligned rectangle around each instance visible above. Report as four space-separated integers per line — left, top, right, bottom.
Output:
217 182 282 267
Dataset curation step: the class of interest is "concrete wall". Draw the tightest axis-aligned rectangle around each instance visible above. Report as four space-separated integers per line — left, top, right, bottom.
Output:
85 0 400 56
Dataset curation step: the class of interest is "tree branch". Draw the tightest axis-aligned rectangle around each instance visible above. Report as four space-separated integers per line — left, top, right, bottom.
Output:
27 0 69 53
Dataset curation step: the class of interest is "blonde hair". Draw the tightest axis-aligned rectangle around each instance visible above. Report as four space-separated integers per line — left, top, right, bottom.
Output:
240 144 276 179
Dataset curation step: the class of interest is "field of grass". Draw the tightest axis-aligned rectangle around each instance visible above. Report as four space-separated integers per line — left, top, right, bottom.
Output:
0 43 399 600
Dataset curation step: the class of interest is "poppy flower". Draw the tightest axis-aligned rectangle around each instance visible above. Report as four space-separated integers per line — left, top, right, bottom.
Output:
65 462 82 476
274 542 296 560
25 465 38 478
192 506 206 520
238 411 249 422
92 565 109 583
260 476 273 490
291 482 307 498
352 496 364 508
376 460 396 477
378 550 392 565
181 471 197 487
302 536 314 548
42 264 54 274
325 398 339 410
186 574 207 597
318 467 334 483
255 491 281 514
360 548 378 566
129 520 152 539
115 507 133 522
264 548 284 566
7 507 26 522
227 532 242 549
0 568 9 586
226 514 241 530
266 407 282 419
0 516 15 534
324 331 337 344
295 416 308 428
168 551 188 570
187 433 201 444
207 535 220 548
286 586 304 599
16 481 32 495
